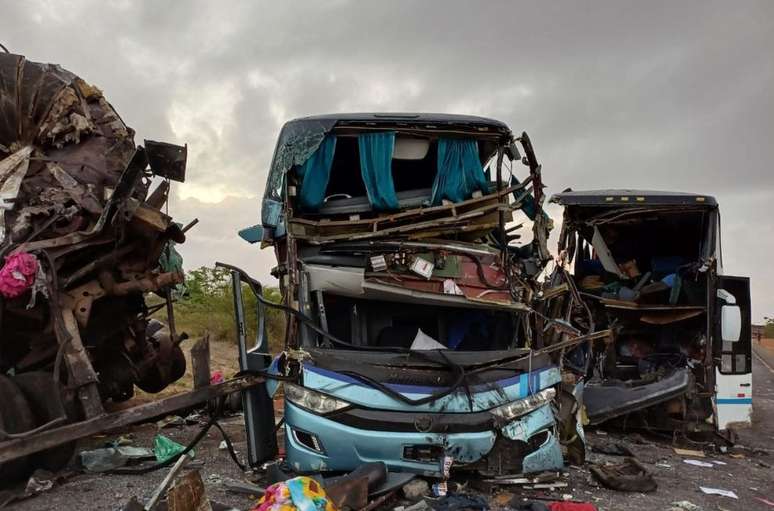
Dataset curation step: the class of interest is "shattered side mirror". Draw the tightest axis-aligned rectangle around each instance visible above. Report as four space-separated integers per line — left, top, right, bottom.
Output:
144 140 187 182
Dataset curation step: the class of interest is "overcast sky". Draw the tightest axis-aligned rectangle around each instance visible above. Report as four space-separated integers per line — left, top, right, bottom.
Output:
2 0 772 321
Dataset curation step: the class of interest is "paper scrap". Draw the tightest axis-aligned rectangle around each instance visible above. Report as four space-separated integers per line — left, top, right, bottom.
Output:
699 487 738 499
443 279 464 295
684 459 714 468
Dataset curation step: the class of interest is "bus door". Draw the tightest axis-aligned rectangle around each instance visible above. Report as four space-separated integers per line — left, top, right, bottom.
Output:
713 276 752 429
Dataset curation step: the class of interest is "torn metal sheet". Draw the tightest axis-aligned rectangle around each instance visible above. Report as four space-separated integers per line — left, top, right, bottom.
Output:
0 146 33 244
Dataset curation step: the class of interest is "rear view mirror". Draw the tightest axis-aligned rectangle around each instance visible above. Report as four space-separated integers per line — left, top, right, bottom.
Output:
721 304 741 342
506 141 522 162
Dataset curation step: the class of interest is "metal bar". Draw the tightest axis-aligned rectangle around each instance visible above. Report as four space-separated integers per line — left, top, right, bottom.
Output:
60 307 104 419
0 375 265 464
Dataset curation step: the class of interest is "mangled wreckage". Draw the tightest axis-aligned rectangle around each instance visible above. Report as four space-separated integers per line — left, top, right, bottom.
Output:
235 113 594 478
545 190 752 433
0 53 189 478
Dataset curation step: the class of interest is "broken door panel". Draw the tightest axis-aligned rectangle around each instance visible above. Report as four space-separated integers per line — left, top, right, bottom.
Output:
584 368 693 425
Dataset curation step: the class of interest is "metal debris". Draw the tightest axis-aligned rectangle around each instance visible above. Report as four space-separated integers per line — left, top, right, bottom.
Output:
0 52 191 479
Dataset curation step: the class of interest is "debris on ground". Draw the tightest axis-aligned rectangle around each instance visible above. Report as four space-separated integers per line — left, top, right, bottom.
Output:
428 493 489 511
682 459 714 468
222 478 265 497
673 448 705 458
143 453 192 510
157 416 188 430
545 503 597 511
167 470 210 511
402 479 430 502
79 448 131 473
154 435 190 463
588 458 657 493
698 486 738 499
669 501 701 511
394 501 431 511
250 476 336 511
754 496 774 507
588 441 635 457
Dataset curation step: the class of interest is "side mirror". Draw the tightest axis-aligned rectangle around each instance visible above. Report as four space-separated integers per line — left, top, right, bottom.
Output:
721 304 741 342
505 141 522 162
717 288 741 342
238 224 265 244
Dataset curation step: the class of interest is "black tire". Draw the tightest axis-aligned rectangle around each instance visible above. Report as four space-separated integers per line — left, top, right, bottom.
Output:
0 375 35 482
13 372 78 472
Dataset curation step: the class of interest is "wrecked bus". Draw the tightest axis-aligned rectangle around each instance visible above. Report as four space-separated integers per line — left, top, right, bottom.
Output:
0 53 189 479
546 190 751 433
235 113 584 477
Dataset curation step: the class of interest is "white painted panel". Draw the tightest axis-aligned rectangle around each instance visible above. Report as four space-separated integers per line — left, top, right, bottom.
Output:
714 368 752 429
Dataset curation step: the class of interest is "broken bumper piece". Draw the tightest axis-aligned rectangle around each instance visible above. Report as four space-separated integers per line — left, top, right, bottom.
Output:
584 368 693 425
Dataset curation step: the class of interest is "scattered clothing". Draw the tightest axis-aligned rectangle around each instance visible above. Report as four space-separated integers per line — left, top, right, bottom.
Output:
548 503 598 511
253 476 337 511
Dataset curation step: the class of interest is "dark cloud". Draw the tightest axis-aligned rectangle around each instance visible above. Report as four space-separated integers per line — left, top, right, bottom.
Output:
2 0 772 318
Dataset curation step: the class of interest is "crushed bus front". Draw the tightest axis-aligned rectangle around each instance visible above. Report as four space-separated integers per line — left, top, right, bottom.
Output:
236 113 586 475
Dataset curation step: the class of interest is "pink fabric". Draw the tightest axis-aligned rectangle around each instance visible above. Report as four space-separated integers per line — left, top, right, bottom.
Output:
210 370 225 385
0 253 38 298
548 503 598 511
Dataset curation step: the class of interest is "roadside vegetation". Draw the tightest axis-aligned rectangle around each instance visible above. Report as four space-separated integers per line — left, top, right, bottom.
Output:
167 266 286 353
765 316 774 338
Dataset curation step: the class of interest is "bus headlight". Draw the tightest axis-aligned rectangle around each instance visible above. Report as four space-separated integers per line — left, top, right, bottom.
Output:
285 383 351 414
491 388 556 421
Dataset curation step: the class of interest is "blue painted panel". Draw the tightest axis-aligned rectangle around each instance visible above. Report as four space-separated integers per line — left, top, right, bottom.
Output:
716 398 752 404
302 364 561 413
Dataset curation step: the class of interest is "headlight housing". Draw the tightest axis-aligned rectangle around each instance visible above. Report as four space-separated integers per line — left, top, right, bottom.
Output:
285 383 351 414
490 388 556 421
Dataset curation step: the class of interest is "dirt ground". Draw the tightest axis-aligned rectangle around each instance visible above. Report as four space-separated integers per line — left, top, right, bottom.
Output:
5 345 774 511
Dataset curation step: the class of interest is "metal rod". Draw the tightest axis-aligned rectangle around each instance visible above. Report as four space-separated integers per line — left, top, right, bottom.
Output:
181 218 199 233
145 453 191 510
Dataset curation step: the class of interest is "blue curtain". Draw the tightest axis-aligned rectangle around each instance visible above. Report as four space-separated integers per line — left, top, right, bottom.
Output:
296 135 337 211
358 132 398 211
431 139 488 205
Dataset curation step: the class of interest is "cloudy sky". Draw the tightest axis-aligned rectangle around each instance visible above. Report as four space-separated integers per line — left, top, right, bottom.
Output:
2 1 772 320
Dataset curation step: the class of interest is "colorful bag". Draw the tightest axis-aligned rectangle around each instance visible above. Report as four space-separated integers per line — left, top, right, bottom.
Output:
253 476 337 511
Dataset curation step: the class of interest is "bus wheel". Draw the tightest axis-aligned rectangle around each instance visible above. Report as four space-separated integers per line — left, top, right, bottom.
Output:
0 375 35 483
14 372 78 472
